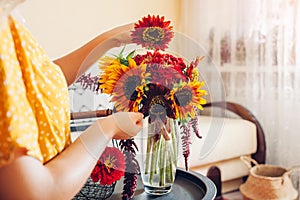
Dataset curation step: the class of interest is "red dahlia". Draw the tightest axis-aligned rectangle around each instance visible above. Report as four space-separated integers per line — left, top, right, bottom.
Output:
131 15 174 51
134 51 187 87
90 147 126 185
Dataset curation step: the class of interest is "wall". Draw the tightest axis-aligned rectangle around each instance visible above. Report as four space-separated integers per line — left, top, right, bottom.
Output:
17 0 180 59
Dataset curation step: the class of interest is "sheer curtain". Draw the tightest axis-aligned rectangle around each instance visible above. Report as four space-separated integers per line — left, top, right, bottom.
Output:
180 0 300 170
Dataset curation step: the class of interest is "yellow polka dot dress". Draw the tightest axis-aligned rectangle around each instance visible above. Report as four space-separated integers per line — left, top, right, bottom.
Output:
0 16 71 167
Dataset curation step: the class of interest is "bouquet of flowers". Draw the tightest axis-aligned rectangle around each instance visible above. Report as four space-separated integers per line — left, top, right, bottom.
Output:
77 15 207 199
99 15 206 122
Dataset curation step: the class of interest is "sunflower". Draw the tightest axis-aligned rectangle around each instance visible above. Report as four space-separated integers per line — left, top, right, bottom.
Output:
131 15 174 51
140 83 176 124
99 56 148 112
170 81 207 121
98 56 118 72
98 57 133 95
111 64 148 112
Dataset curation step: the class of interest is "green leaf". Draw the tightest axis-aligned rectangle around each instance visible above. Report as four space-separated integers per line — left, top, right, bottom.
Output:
126 50 136 59
118 46 126 58
120 58 129 66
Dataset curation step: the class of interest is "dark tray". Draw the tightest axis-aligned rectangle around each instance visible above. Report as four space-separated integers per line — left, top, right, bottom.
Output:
108 168 216 200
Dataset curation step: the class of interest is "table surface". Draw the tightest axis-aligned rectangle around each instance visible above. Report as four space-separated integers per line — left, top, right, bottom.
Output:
109 168 216 200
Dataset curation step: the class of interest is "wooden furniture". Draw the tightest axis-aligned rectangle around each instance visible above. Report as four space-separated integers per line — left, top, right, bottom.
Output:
203 101 266 199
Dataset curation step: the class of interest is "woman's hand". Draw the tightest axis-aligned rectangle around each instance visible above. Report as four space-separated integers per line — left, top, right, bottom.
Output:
108 23 134 47
112 112 144 139
98 112 143 140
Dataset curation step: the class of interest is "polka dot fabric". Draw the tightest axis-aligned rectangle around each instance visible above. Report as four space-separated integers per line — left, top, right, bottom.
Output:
0 16 71 167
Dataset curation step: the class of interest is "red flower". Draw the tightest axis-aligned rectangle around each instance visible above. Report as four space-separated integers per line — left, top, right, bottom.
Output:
90 147 126 185
90 165 101 182
134 51 186 70
186 56 204 81
140 83 176 123
134 51 187 87
131 15 174 51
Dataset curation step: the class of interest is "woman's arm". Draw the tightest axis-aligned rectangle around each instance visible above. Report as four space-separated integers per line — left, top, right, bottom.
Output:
0 112 143 200
54 23 134 86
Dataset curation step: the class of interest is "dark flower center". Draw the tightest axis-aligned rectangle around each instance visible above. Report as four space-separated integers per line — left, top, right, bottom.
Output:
149 96 166 115
142 27 165 43
123 75 141 99
175 88 193 107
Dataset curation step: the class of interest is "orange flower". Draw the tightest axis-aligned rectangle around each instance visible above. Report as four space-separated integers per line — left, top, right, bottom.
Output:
171 81 207 121
111 65 147 112
99 57 149 112
98 57 132 95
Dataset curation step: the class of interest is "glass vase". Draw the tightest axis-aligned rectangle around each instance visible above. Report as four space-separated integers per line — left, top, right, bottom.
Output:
136 116 179 196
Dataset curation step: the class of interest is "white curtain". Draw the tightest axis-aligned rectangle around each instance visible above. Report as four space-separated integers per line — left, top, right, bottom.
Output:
180 0 300 170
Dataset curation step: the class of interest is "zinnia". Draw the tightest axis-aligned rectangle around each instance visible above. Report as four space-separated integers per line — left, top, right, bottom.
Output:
90 147 126 185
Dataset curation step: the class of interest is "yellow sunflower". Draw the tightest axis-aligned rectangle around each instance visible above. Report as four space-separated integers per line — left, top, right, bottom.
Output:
112 64 148 112
98 56 117 71
170 81 207 121
98 57 136 95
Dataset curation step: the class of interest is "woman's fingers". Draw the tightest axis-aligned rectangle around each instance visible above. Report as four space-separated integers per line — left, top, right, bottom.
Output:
112 112 144 138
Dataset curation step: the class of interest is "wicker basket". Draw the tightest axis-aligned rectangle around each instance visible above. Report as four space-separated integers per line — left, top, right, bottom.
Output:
239 156 299 200
73 177 116 200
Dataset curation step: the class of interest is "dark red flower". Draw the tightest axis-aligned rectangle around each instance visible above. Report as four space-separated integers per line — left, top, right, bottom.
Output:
134 51 187 87
147 63 186 88
131 15 174 51
90 147 126 185
134 51 186 69
119 139 139 200
90 165 101 182
140 83 176 123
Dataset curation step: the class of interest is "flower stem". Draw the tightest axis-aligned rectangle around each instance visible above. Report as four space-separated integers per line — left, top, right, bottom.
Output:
145 135 153 174
159 137 166 186
165 157 171 183
171 120 177 160
149 137 159 185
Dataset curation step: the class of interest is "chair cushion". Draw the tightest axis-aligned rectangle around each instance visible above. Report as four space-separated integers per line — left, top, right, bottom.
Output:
184 116 257 167
189 156 251 182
